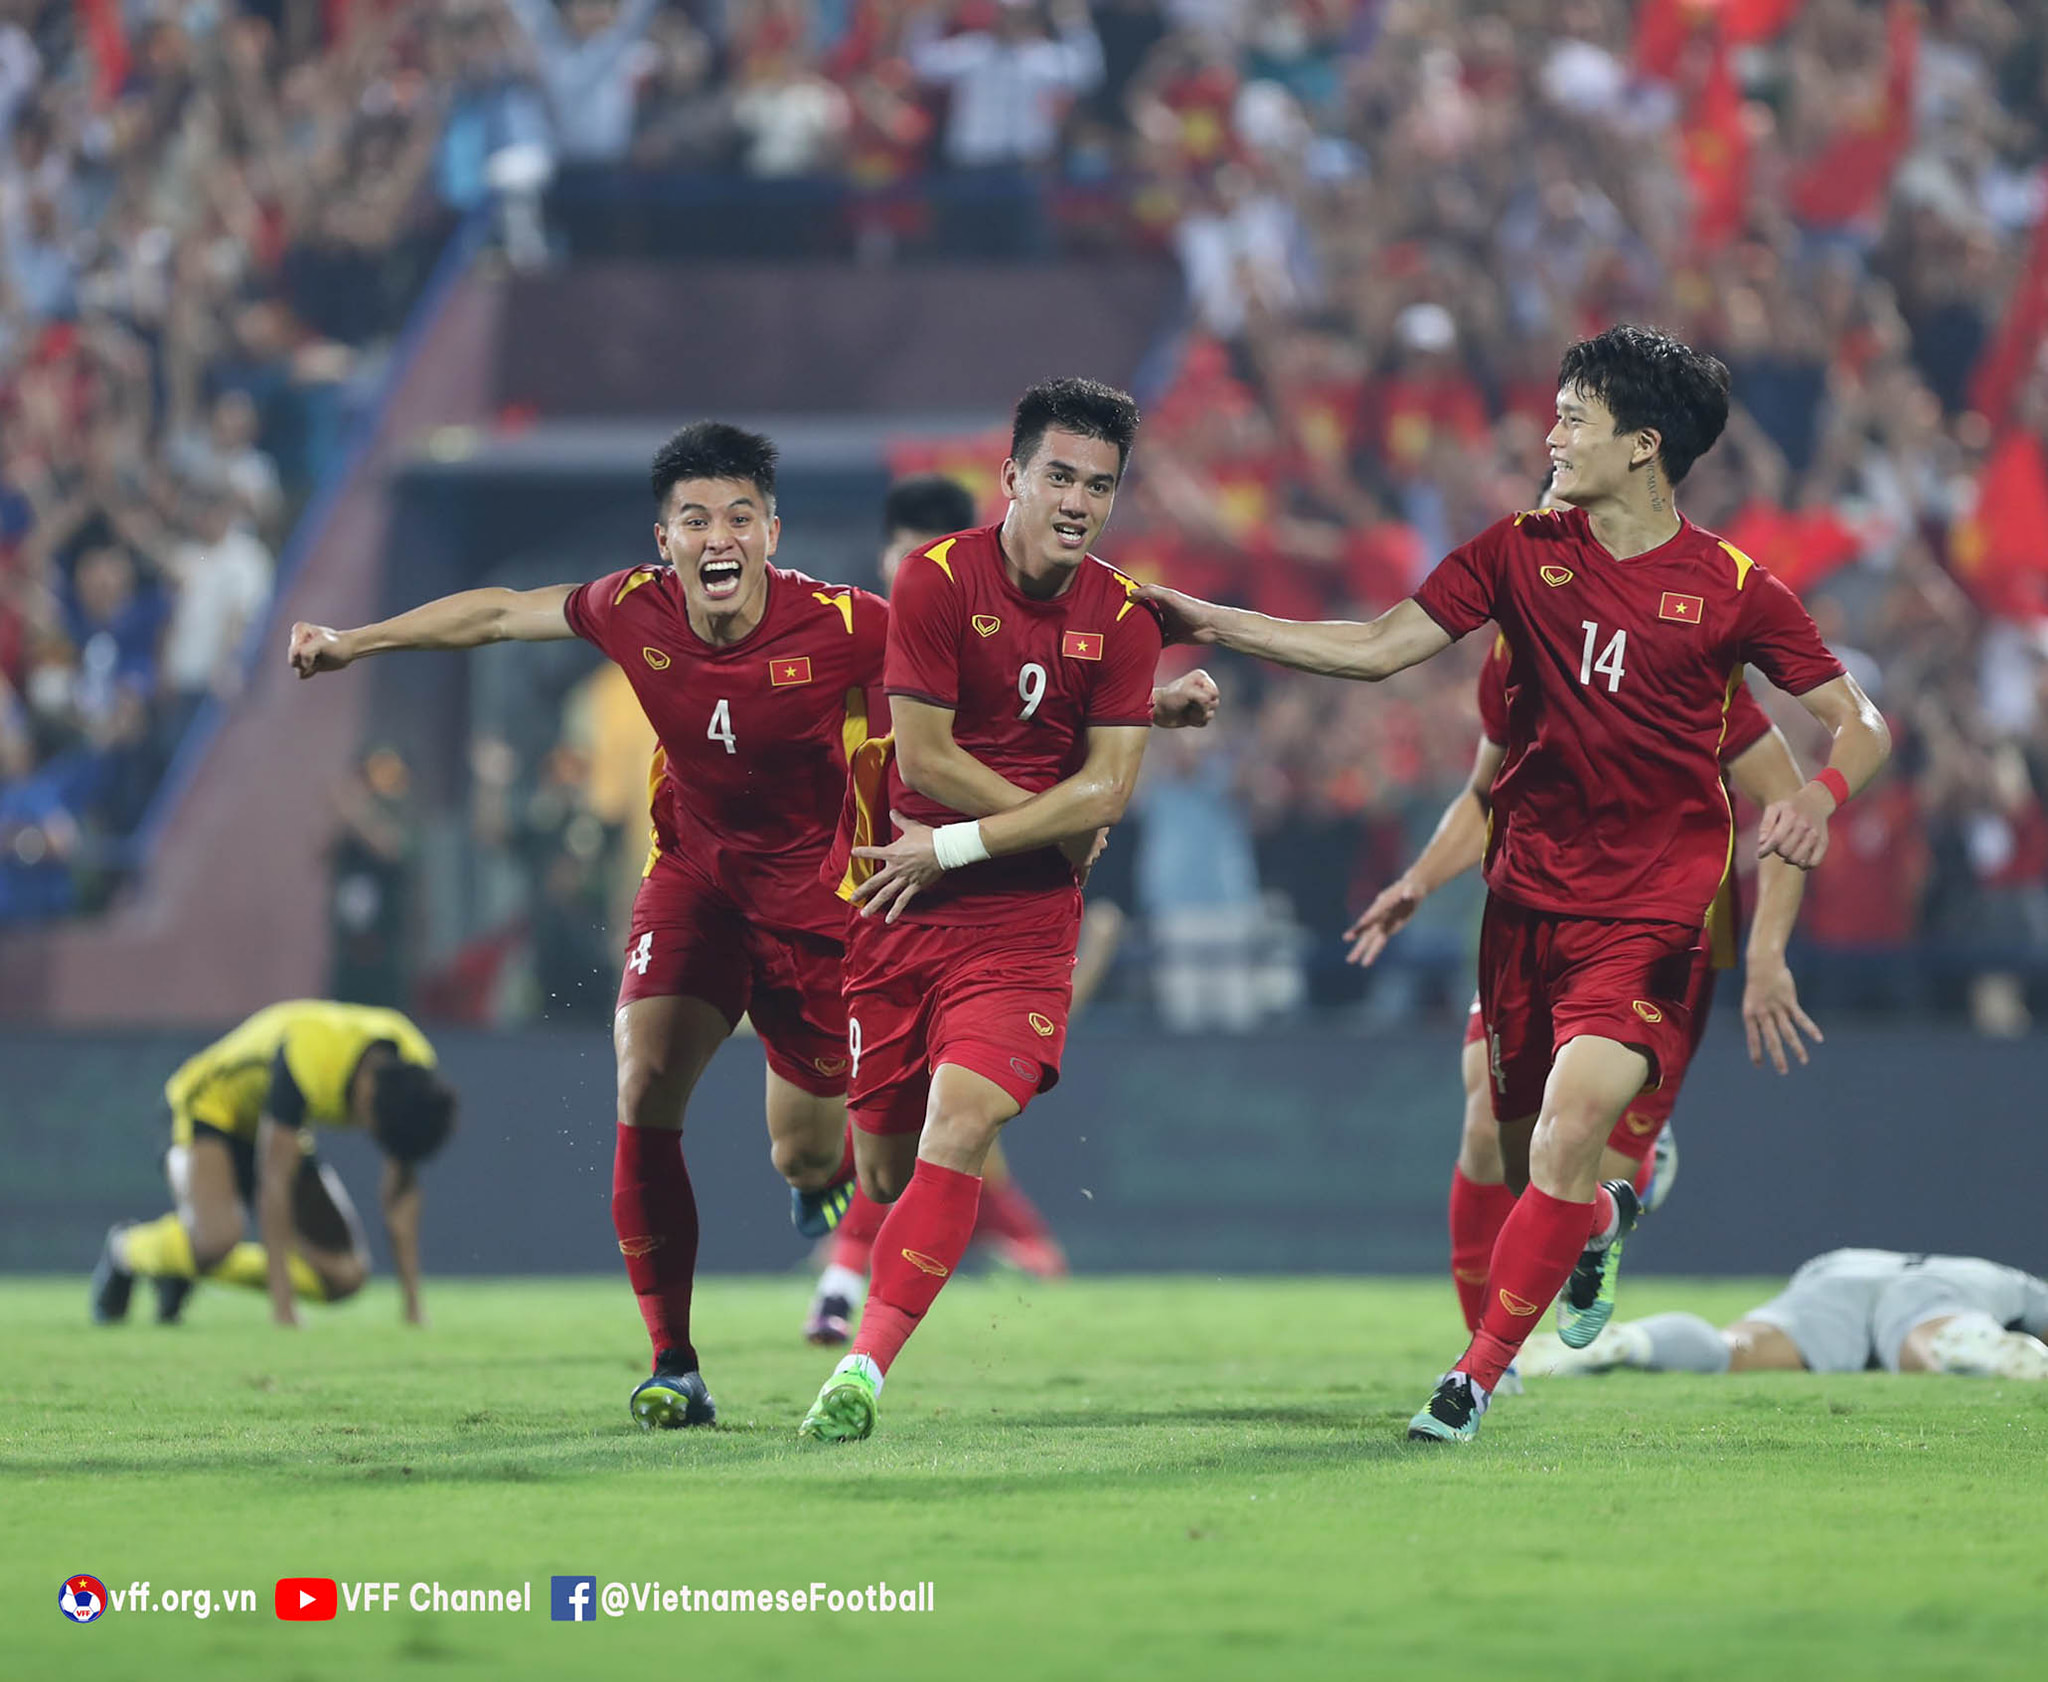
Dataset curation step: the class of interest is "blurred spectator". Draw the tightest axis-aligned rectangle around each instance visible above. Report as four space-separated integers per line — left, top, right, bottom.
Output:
1134 709 1300 1029
911 0 1104 255
504 0 661 165
330 747 419 1009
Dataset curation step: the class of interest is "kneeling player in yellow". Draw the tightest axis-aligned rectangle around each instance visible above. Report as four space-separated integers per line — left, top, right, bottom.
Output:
91 1000 458 1328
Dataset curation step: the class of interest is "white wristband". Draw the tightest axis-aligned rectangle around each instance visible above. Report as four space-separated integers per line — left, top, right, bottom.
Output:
932 821 990 870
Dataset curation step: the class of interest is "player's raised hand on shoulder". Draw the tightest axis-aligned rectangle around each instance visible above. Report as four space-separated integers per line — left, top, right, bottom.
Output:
1151 668 1220 729
289 621 353 679
1344 877 1425 967
851 810 944 923
1757 781 1835 869
1742 955 1822 1075
1135 584 1223 645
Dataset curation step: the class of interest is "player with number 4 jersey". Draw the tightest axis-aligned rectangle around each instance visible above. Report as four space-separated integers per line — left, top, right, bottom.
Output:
289 423 885 1431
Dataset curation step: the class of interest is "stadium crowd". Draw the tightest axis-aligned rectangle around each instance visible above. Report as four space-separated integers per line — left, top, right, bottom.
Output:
14 0 2048 1034
502 0 2048 1031
0 0 457 918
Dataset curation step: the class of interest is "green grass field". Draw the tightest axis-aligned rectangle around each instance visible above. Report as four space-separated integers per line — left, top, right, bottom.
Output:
5 1274 2045 1681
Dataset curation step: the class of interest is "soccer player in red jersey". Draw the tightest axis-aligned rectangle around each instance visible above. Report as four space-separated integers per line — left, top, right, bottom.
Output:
797 379 1166 1442
1141 325 1891 1442
801 474 1221 1346
289 423 887 1429
1348 628 1816 1372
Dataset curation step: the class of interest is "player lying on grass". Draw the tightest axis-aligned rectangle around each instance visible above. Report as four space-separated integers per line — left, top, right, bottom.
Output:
1140 324 1890 1443
797 379 1170 1442
801 473 1219 1345
1348 626 1813 1372
1522 1249 2048 1381
92 1000 456 1328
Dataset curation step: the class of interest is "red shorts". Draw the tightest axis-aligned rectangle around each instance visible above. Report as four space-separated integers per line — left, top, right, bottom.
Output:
618 852 850 1097
1476 895 1701 1127
1463 954 1718 1160
842 913 1076 1135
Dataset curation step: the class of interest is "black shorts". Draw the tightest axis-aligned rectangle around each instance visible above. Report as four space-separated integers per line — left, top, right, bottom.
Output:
180 1120 352 1253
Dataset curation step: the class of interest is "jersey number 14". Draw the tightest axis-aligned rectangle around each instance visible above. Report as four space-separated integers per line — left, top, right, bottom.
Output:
1578 621 1627 693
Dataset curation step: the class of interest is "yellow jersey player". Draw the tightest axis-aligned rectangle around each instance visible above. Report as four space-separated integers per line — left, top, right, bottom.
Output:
90 1000 458 1328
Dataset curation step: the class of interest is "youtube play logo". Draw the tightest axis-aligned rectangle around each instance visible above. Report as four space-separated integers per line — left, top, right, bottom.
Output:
275 1578 338 1621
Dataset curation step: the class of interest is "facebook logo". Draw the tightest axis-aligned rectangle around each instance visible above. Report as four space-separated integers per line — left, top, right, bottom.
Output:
550 1577 597 1622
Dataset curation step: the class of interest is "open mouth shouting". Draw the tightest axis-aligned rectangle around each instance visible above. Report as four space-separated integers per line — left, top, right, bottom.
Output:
698 555 745 600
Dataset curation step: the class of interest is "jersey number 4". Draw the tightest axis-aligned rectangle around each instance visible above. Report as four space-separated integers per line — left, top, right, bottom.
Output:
708 698 736 754
1578 621 1627 694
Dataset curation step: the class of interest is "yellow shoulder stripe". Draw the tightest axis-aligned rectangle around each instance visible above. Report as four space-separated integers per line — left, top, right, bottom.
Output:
813 588 856 635
1718 540 1757 591
925 538 956 581
1511 507 1562 527
613 566 661 606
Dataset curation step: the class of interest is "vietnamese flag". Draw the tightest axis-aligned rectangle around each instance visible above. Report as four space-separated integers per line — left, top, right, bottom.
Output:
769 656 813 687
1719 501 1863 596
1638 0 1805 79
1950 431 2048 620
1789 0 1917 228
1970 197 2048 432
1682 35 1750 250
1062 630 1103 661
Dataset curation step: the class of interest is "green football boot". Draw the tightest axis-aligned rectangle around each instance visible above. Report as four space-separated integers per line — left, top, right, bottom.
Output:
1556 1179 1642 1350
799 1359 881 1443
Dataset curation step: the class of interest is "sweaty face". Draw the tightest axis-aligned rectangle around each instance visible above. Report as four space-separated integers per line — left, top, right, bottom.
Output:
655 477 779 622
1546 385 1652 507
1001 428 1122 577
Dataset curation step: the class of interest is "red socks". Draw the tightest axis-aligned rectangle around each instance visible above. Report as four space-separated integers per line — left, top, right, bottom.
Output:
1460 1183 1601 1390
1448 1168 1518 1333
851 1159 982 1375
829 1185 887 1273
612 1123 700 1371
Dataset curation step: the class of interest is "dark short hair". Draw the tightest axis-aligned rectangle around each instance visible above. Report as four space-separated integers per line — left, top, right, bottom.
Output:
1010 377 1141 477
650 421 778 512
884 474 979 540
372 1063 458 1165
1557 325 1731 485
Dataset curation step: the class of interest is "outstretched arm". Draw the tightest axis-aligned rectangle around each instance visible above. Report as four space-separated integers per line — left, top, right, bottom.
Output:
1346 734 1506 966
289 584 580 676
1136 589 1452 681
1755 672 1890 868
1726 725 1820 1074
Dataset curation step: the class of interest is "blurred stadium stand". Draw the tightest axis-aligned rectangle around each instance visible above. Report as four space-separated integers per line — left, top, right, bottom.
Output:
9 0 2048 1048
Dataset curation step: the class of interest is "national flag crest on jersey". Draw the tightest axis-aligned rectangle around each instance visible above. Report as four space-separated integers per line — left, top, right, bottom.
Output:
1062 630 1103 661
1659 591 1704 623
770 656 813 686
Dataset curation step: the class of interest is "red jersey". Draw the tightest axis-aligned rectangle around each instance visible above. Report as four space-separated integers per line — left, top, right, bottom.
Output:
844 523 1164 929
564 563 889 941
1415 507 1843 927
1475 628 1777 965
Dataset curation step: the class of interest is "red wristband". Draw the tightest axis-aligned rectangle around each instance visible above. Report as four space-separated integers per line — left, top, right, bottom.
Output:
1814 767 1850 810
